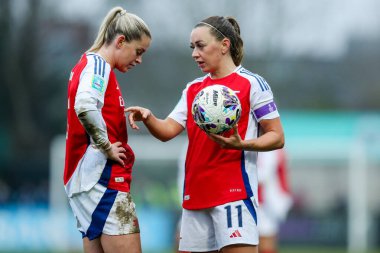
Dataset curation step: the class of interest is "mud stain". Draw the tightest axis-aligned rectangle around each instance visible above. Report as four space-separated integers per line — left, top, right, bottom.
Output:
115 194 140 234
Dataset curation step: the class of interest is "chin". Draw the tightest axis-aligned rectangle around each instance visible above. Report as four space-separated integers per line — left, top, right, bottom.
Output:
199 66 209 73
118 67 129 73
201 68 211 73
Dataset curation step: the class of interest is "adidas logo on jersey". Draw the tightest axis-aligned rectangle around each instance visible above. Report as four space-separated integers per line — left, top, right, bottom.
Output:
229 230 242 238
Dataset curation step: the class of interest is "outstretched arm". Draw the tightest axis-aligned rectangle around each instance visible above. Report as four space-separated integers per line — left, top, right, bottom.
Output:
125 106 185 142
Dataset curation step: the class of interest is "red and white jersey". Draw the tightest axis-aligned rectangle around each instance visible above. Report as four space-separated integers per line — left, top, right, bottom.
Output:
257 149 292 220
169 66 280 210
64 53 134 196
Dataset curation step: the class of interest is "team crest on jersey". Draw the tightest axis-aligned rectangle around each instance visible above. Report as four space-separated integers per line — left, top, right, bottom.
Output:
91 75 105 93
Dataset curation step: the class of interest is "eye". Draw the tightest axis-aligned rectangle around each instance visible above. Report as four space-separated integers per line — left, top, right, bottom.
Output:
136 49 144 56
196 42 205 49
190 45 195 49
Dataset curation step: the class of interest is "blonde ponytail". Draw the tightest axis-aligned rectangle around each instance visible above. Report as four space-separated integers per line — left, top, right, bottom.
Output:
88 7 151 53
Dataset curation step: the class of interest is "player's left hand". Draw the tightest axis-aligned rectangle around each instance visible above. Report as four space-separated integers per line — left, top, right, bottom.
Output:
208 125 243 150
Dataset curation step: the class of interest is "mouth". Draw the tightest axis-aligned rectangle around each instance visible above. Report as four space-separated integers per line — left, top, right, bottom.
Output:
196 61 205 68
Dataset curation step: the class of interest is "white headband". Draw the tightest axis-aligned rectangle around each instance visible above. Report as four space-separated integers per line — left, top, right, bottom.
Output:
199 22 226 38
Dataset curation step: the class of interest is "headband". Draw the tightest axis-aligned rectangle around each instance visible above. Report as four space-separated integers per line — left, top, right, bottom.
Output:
199 22 226 38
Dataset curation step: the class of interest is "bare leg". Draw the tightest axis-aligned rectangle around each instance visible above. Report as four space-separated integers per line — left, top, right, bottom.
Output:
221 244 258 253
258 235 277 253
192 251 218 253
83 237 104 253
100 233 142 253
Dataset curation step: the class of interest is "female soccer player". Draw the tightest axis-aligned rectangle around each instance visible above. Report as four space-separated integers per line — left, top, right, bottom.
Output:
257 149 293 253
64 7 151 253
126 16 284 253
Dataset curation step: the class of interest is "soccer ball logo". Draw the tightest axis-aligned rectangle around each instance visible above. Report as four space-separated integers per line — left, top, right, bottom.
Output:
192 84 241 134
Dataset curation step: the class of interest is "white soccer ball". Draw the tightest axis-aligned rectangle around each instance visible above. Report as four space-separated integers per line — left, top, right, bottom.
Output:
191 84 241 134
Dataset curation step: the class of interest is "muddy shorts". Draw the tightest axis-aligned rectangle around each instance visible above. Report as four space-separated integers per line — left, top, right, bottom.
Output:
68 182 140 240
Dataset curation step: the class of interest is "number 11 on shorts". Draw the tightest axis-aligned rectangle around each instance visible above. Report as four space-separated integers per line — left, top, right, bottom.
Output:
225 205 243 228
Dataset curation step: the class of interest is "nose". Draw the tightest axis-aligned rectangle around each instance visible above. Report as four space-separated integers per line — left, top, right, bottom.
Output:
192 48 199 59
135 55 142 64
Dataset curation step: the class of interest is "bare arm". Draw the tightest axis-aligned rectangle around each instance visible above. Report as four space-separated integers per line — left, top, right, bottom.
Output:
125 106 185 142
208 117 284 151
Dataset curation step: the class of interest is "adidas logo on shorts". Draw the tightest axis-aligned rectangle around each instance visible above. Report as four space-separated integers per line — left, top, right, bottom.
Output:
229 230 242 238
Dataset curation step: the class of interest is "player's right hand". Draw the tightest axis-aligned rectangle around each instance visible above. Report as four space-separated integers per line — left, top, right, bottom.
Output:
124 106 152 130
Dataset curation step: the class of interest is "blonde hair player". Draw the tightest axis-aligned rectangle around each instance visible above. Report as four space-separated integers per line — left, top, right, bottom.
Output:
64 7 151 253
126 16 284 253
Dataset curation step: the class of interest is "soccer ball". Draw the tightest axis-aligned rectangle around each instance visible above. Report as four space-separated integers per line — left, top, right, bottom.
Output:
191 84 241 134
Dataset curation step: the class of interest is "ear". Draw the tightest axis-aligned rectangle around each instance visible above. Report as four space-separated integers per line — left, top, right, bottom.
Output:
115 35 126 49
221 38 231 55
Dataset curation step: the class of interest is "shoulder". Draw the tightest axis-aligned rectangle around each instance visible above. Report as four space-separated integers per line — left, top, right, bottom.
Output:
185 75 208 89
235 66 271 92
84 53 111 78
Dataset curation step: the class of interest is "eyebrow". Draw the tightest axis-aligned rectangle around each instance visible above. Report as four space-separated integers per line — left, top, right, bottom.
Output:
191 40 204 45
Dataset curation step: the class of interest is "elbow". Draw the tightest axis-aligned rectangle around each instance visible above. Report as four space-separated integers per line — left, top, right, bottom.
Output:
278 134 285 149
278 139 285 149
149 132 173 142
154 127 181 142
155 134 173 142
158 137 171 142
74 94 98 115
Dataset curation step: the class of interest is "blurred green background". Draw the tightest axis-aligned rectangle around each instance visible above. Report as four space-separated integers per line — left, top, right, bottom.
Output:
0 0 380 252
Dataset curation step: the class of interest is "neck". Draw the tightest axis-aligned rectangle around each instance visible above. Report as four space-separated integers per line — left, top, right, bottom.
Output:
210 59 237 79
96 46 114 69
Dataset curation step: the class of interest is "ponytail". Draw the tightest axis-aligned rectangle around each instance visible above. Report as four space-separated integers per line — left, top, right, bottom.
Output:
88 7 151 52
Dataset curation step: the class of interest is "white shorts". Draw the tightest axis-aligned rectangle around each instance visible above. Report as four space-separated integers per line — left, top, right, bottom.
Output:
179 197 259 252
68 182 140 240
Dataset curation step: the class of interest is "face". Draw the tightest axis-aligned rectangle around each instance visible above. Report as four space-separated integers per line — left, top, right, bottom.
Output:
115 34 151 73
190 26 224 73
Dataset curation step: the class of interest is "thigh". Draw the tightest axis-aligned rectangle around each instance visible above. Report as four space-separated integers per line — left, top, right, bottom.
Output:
69 183 114 239
83 237 104 253
100 233 141 253
70 184 140 240
102 190 140 236
221 244 258 253
211 197 259 250
179 208 218 252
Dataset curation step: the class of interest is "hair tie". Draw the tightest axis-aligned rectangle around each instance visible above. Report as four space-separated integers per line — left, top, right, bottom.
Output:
199 22 226 38
120 10 127 16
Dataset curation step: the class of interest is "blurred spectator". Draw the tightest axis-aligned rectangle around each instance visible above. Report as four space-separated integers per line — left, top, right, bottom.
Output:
257 149 293 253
